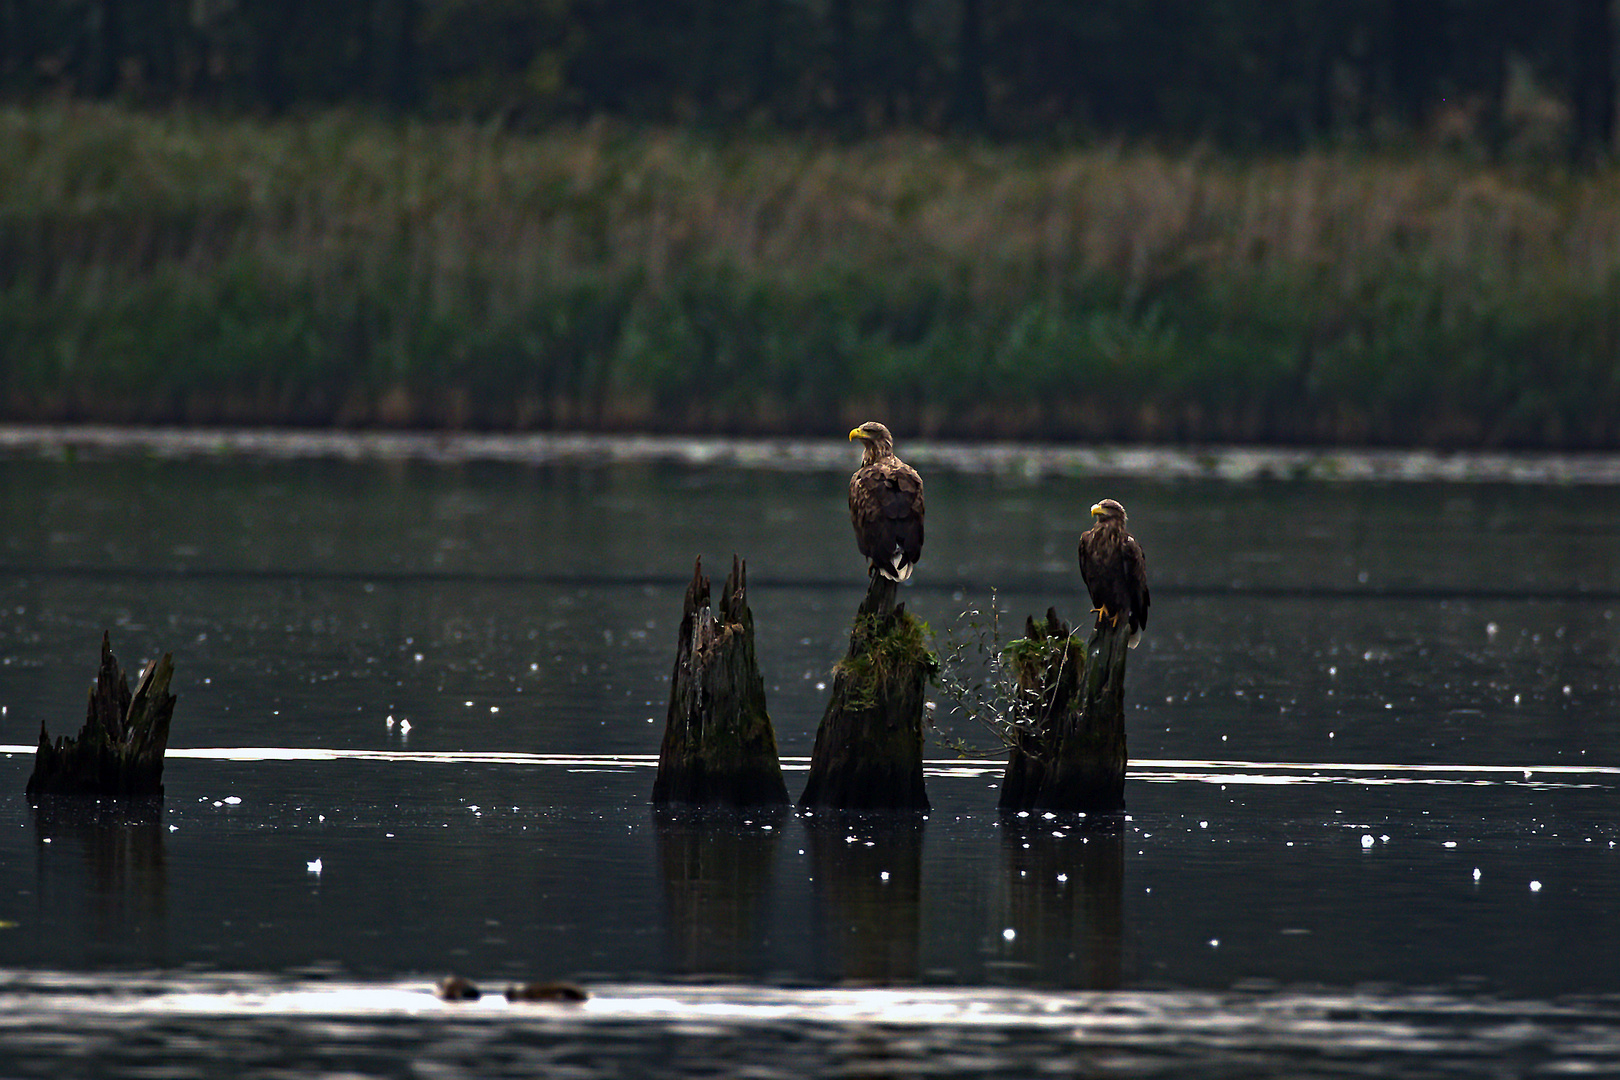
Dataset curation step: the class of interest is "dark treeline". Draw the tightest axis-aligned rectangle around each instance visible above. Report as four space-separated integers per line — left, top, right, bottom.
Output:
0 0 1614 156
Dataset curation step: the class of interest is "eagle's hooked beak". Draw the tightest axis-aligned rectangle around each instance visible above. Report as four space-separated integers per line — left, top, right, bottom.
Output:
1089 502 1105 517
849 428 867 442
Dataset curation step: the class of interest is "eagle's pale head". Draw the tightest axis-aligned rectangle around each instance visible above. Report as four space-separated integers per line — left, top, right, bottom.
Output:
849 422 894 463
1090 499 1127 524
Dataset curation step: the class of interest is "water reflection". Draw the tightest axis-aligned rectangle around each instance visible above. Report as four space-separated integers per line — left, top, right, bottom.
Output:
803 813 924 984
653 808 785 978
998 814 1124 989
29 797 167 965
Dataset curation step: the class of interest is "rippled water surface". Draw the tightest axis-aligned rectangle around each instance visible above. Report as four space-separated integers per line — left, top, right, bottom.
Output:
1 430 1617 1077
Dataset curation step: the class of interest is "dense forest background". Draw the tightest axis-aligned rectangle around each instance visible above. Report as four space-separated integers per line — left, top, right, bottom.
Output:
1 2 1618 446
2 0 1615 155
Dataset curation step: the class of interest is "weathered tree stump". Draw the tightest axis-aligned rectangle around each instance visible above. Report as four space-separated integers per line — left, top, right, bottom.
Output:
27 632 176 799
997 608 1129 814
653 556 790 808
798 574 935 812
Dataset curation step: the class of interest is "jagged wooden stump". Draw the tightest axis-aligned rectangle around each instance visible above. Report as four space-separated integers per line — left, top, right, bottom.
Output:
798 574 935 812
27 632 176 799
997 608 1129 814
653 556 790 808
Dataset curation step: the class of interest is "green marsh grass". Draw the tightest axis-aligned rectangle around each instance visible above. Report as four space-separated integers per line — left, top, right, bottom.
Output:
3 104 1617 445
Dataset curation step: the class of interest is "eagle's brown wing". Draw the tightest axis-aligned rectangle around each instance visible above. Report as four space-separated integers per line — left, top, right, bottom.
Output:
1079 521 1150 645
850 459 925 580
1121 531 1149 637
1077 522 1115 616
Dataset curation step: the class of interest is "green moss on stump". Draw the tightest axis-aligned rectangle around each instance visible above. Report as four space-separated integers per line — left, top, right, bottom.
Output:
998 607 1129 815
833 604 937 711
800 575 937 812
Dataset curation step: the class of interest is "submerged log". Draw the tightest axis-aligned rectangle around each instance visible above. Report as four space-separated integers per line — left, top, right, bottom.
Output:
505 981 588 1003
798 573 935 812
653 556 790 808
997 608 1129 814
27 633 176 799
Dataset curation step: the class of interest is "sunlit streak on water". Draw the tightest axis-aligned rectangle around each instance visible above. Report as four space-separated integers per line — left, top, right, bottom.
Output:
3 972 1620 1079
0 972 1591 1026
5 746 1609 789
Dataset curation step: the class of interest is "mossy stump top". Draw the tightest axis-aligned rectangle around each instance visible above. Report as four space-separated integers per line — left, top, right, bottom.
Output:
799 574 936 812
998 607 1129 815
27 632 176 799
653 556 790 808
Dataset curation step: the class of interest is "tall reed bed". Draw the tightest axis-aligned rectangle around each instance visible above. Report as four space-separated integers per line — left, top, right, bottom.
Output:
2 104 1616 445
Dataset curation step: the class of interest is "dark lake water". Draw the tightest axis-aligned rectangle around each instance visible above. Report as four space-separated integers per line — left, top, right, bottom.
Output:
1 429 1617 1077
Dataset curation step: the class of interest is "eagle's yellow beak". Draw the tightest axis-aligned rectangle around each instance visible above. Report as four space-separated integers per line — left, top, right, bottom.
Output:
849 428 866 441
1090 503 1105 517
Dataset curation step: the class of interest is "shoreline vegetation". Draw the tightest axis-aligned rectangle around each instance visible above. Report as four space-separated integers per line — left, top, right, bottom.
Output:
2 105 1617 449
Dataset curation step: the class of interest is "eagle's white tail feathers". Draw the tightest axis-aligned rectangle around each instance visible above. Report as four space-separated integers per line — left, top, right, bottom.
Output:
876 549 914 582
1127 628 1141 649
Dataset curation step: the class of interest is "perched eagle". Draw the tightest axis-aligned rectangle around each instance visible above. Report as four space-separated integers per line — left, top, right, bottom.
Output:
1078 498 1150 648
847 422 925 581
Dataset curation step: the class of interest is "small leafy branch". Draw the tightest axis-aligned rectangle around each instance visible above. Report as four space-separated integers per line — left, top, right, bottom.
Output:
932 589 1076 760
